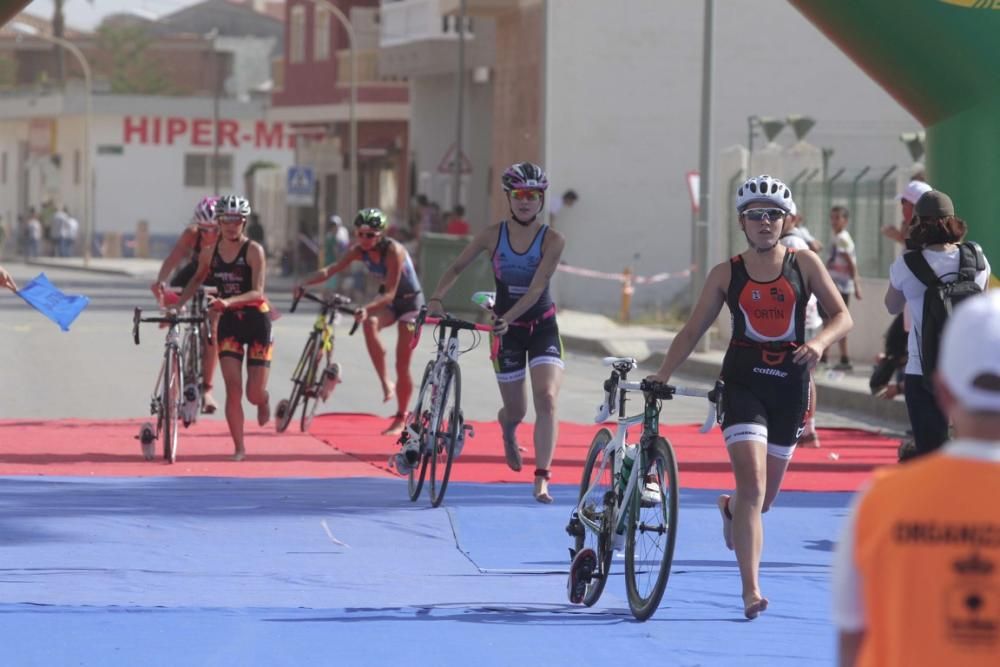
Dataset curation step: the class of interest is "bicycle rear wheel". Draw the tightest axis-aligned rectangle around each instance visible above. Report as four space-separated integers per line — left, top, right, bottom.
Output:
574 427 616 606
277 335 317 433
429 363 460 508
407 361 434 502
298 343 325 432
624 436 679 621
162 347 182 464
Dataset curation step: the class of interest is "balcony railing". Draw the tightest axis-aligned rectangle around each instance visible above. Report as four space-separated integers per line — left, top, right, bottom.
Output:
380 0 474 48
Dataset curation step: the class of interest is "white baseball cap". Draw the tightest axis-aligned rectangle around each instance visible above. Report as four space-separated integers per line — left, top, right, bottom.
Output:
900 180 932 205
939 292 1000 413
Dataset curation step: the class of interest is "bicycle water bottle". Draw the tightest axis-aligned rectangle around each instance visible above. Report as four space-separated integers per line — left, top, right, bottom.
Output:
618 444 637 493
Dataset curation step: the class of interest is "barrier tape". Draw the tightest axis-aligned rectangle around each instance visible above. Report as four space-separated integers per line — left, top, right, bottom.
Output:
556 263 694 285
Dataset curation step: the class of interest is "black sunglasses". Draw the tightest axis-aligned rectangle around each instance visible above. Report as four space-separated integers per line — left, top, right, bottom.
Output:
742 208 786 222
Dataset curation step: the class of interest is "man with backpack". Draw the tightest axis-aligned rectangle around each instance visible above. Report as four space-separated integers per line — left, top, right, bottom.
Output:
884 190 991 460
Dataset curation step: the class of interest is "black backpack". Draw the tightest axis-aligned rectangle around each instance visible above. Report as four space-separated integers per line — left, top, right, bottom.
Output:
903 241 986 390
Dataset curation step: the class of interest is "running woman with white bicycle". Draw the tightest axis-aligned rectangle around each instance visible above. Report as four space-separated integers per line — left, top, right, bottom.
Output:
428 162 566 504
179 195 272 461
150 195 221 414
647 175 852 619
294 208 424 436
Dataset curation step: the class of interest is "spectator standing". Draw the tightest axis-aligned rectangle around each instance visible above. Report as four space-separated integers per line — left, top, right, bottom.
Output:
445 205 470 236
884 190 991 458
26 208 42 259
51 207 69 257
822 206 862 369
834 291 1000 667
64 208 79 257
548 189 578 226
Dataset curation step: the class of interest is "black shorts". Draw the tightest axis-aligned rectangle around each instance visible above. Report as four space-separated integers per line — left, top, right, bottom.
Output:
720 345 810 453
390 291 424 323
492 317 564 383
217 308 273 367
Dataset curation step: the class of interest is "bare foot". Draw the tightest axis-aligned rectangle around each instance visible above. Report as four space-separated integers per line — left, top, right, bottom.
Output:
382 412 407 436
533 475 553 504
233 449 246 462
718 494 734 551
743 594 769 620
498 409 522 472
257 398 271 427
202 392 218 415
382 381 396 404
797 432 821 448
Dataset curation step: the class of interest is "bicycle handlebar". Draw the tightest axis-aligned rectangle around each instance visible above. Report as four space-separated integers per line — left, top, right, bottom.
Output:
132 307 209 346
290 290 360 335
410 306 500 360
598 377 724 434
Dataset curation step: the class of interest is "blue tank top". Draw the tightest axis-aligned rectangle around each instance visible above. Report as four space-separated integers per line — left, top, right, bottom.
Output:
492 221 554 323
359 239 422 298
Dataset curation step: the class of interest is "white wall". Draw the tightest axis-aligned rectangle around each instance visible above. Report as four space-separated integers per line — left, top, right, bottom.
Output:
544 0 920 316
410 70 493 228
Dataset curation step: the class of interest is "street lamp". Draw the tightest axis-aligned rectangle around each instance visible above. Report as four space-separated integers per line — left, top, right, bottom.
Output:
900 131 926 162
12 21 93 267
308 0 357 220
786 114 816 141
747 115 785 174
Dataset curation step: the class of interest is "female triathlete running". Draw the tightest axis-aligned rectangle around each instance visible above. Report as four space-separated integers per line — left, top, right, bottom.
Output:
295 208 425 436
179 195 272 461
427 162 566 503
647 175 852 618
151 195 221 413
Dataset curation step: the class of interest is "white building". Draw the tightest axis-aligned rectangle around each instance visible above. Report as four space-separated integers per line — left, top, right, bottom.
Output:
0 89 295 254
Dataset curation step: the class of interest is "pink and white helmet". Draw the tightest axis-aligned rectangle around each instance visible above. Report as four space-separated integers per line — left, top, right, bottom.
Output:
193 196 219 226
501 162 548 192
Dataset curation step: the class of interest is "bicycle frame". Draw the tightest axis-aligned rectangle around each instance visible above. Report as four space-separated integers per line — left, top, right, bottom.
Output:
572 357 721 562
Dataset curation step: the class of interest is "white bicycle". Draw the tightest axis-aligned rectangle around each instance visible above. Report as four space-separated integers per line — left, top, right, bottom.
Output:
565 356 722 621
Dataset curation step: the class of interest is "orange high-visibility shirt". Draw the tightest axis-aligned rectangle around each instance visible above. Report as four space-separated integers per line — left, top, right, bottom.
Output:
852 452 1000 666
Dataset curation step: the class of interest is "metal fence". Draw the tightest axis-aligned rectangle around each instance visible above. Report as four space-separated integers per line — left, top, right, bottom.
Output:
725 166 901 279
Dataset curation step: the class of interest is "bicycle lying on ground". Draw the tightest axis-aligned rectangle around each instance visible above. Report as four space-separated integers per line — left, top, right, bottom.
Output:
392 294 499 507
133 298 213 463
275 290 360 433
565 356 722 621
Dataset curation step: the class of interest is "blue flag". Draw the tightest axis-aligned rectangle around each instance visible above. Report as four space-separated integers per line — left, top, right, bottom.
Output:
16 273 90 332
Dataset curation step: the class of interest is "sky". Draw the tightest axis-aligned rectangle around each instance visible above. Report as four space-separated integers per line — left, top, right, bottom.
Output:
24 0 205 30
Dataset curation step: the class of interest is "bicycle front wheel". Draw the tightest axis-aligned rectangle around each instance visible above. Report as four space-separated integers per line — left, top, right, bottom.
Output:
299 342 325 432
407 361 434 502
277 335 317 433
162 347 182 464
624 436 679 621
429 362 460 508
574 427 616 606
181 329 201 426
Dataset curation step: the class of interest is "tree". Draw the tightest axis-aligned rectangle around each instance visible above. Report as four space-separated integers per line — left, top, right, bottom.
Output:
95 24 172 95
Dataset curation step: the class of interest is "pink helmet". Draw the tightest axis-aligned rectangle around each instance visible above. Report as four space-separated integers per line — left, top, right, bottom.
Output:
501 162 548 192
193 196 219 225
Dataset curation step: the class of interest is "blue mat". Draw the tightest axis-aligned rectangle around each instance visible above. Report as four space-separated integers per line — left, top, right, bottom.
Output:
0 477 849 666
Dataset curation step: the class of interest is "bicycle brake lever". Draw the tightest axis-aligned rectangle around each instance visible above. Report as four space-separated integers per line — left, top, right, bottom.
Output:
349 314 361 336
132 307 141 346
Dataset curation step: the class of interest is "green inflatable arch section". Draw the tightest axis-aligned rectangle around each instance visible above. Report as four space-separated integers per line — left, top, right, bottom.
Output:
789 0 1000 268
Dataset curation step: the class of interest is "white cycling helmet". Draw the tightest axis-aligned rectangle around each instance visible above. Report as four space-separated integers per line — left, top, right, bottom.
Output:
215 194 251 219
735 175 793 213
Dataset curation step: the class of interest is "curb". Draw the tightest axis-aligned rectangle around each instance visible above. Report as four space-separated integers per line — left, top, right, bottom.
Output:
25 260 139 278
560 332 909 429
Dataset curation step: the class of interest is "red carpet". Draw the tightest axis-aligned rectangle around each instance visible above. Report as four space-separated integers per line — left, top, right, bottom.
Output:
0 414 899 491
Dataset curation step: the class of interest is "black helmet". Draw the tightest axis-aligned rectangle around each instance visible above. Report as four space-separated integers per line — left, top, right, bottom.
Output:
353 207 388 231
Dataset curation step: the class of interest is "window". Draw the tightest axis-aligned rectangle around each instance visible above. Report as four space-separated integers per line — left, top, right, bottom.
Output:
290 5 306 63
184 154 232 189
314 6 331 61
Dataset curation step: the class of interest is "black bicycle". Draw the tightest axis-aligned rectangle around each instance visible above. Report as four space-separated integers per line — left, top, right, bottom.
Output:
133 307 211 463
275 291 360 433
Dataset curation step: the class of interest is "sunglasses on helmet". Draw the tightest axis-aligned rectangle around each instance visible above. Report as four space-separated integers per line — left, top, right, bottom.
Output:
741 208 786 222
509 189 543 201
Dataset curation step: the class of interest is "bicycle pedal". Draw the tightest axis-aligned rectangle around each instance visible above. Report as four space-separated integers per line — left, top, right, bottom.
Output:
567 548 598 604
463 424 475 438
